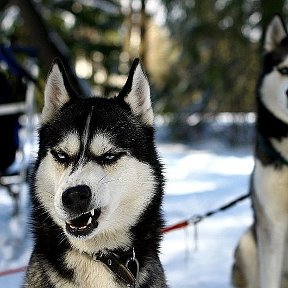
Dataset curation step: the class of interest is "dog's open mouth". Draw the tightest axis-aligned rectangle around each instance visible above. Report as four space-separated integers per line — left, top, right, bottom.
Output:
66 208 101 237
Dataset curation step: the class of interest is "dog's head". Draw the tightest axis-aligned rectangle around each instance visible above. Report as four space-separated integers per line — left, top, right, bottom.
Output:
259 14 288 123
35 59 162 247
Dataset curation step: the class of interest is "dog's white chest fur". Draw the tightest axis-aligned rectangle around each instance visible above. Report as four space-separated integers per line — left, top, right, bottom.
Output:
61 250 125 288
254 160 288 219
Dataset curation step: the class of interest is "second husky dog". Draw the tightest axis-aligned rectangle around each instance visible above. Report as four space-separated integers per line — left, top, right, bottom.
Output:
232 14 288 288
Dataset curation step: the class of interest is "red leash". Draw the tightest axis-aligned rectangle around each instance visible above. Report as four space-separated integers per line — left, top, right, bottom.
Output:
0 266 26 277
162 220 189 233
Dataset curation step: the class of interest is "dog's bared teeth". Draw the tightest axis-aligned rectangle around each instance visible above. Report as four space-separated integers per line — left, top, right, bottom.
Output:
91 209 95 216
68 223 88 230
67 215 93 230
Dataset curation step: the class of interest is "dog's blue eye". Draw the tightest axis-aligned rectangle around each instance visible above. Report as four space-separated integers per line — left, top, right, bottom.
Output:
105 154 116 161
99 152 126 165
51 150 69 164
278 67 288 75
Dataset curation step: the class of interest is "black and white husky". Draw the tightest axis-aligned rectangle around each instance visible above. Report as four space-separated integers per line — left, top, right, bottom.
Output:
24 58 167 287
232 15 288 288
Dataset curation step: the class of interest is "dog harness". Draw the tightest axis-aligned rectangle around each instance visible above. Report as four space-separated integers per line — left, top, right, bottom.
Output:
90 247 139 287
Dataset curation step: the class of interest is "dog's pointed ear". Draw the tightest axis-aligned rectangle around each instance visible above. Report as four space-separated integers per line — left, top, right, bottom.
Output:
117 58 153 126
42 59 76 123
264 14 287 52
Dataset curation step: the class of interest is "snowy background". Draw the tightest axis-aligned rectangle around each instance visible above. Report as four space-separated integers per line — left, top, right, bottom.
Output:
0 137 254 287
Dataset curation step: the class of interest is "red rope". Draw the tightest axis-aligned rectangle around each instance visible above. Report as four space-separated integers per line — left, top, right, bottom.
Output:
0 266 26 277
162 220 189 233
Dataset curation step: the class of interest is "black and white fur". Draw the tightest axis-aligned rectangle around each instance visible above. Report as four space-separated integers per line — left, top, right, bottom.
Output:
24 58 167 287
232 14 288 288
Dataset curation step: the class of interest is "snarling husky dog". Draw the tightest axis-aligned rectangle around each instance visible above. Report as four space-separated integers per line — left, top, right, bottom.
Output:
232 15 288 288
24 58 167 287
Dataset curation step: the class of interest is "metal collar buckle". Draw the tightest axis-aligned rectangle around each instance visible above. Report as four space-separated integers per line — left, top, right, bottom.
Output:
92 247 139 288
125 248 139 287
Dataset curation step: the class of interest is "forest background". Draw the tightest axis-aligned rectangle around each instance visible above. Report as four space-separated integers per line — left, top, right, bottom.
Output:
0 0 286 142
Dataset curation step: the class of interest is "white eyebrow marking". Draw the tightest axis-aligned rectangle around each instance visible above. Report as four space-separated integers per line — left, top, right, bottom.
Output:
56 133 80 155
89 133 116 156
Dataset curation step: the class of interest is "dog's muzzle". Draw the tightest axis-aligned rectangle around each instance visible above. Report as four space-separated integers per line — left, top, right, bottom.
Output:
62 185 101 237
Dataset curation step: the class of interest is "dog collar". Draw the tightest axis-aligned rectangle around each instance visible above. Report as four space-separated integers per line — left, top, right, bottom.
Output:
90 247 139 288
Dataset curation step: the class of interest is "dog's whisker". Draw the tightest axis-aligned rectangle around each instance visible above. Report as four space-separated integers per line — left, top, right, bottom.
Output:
98 174 109 184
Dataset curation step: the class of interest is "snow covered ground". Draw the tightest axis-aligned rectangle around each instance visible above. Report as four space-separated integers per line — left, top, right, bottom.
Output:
160 143 253 287
0 142 254 287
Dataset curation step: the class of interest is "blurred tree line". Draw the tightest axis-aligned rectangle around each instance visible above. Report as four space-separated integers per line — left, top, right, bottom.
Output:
156 0 286 115
0 0 287 116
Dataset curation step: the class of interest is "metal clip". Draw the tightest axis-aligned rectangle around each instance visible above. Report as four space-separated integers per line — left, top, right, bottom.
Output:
190 215 201 251
125 248 139 287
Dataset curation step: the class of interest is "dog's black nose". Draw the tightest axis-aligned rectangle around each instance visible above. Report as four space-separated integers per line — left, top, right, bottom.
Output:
62 185 92 212
286 89 288 99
